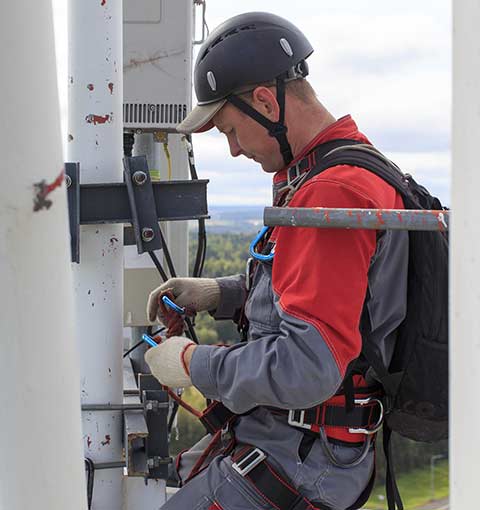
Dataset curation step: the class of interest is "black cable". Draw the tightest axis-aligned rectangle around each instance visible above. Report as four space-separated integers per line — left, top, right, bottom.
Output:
123 340 143 359
123 327 167 358
84 458 95 509
148 251 169 281
158 227 177 278
185 135 207 278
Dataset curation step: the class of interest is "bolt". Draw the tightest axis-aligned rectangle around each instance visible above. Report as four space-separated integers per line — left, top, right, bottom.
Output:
145 400 158 412
65 175 72 188
142 228 155 242
132 171 148 186
149 104 156 112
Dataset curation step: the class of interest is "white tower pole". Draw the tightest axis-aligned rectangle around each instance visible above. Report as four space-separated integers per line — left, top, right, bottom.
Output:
0 1 87 509
68 1 124 508
451 1 480 508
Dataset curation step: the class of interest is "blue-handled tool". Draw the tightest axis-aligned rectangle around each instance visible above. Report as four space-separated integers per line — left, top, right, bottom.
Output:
162 295 186 315
142 333 158 348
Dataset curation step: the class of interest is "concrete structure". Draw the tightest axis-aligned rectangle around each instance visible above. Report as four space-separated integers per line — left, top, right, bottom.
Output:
0 1 87 509
68 1 124 508
451 1 480 508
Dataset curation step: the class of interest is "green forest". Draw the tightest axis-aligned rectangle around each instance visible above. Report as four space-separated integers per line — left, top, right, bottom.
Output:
168 231 448 508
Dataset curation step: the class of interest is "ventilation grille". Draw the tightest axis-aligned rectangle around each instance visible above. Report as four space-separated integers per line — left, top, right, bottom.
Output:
123 103 187 125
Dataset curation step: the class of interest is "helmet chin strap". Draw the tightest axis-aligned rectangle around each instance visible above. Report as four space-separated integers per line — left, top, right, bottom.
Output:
227 75 294 167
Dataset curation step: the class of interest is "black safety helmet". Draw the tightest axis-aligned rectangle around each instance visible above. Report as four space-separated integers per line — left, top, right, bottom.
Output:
177 12 314 166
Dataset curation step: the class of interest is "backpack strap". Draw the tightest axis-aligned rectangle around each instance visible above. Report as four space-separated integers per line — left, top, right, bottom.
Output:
300 143 411 510
305 143 415 205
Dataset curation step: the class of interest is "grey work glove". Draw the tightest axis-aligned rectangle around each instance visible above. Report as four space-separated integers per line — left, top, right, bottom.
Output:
147 277 220 323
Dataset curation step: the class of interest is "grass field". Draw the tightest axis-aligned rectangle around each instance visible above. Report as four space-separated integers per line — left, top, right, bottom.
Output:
366 460 449 509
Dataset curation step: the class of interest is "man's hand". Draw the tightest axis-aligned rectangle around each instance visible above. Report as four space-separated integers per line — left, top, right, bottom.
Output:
147 277 220 323
144 336 197 388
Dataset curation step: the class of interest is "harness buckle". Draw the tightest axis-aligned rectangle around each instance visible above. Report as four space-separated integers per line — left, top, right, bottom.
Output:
287 163 301 186
287 409 312 431
348 398 384 435
232 448 266 477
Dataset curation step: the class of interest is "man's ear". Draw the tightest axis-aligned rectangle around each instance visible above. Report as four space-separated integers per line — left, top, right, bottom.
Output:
251 86 280 122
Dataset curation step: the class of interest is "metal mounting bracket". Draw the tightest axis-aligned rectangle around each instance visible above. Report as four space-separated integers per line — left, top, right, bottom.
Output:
65 156 209 263
123 156 162 253
65 162 80 263
139 374 170 479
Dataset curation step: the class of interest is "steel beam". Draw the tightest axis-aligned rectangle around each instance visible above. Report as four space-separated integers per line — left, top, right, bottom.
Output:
264 206 449 231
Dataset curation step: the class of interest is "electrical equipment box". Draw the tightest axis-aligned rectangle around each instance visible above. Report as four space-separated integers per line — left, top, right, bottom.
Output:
123 0 194 131
123 0 198 327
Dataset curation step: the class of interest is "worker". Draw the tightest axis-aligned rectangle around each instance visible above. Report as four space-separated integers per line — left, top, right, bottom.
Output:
145 11 408 510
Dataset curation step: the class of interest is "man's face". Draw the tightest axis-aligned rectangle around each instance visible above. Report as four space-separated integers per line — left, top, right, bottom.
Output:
212 103 285 173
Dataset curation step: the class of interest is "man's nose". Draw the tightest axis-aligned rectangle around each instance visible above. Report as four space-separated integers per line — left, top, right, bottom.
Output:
228 137 242 158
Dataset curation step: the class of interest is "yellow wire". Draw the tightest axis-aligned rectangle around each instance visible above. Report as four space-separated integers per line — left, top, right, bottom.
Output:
163 142 172 180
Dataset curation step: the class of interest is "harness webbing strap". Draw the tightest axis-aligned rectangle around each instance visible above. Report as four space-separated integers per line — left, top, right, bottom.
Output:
383 424 404 510
231 445 376 510
226 77 294 165
231 446 329 510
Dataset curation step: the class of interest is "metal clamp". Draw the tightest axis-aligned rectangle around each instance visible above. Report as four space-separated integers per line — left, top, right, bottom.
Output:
287 409 312 431
348 398 384 435
232 448 266 477
147 456 172 469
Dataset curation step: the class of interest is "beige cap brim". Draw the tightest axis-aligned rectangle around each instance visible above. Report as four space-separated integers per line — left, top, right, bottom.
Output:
176 99 227 134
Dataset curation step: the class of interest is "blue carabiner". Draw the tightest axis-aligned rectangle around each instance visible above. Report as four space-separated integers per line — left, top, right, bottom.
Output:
142 333 158 348
162 295 186 315
249 226 275 262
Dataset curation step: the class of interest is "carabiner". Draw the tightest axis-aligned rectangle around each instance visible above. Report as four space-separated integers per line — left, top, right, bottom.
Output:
141 333 159 348
161 295 186 315
249 226 275 262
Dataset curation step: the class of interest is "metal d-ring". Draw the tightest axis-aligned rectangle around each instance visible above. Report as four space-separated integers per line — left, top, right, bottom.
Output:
319 427 372 469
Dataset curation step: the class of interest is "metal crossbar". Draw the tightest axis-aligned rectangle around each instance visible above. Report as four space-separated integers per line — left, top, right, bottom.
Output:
264 207 449 232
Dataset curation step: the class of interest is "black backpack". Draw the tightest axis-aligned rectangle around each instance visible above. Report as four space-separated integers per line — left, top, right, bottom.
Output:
299 140 449 509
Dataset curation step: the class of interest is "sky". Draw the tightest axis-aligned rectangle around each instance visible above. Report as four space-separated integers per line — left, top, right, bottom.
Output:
52 0 451 206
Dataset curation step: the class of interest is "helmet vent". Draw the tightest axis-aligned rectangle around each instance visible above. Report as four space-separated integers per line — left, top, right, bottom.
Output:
279 38 294 57
207 71 217 92
200 24 257 63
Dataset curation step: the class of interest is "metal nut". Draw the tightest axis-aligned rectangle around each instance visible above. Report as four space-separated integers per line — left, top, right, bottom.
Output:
132 171 148 186
141 228 155 242
65 175 72 188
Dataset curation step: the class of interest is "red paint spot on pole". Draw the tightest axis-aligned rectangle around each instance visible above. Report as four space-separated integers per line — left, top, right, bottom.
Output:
376 211 385 226
101 0 106 5
108 82 114 94
324 211 331 223
101 434 111 446
87 83 94 91
87 436 92 449
85 113 112 125
33 169 65 212
397 212 403 223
